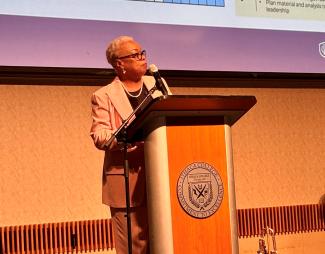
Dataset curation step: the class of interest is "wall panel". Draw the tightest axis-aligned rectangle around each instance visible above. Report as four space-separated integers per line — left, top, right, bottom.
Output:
1 71 324 253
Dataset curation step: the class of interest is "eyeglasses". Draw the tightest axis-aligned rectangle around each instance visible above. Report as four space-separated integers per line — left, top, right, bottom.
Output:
117 50 146 61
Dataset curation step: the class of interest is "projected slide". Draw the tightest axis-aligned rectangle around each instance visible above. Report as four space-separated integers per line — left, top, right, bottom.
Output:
236 0 325 21
0 0 324 73
130 0 225 7
1 0 325 32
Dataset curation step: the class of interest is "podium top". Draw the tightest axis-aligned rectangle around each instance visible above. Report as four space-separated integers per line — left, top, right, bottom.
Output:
126 95 256 141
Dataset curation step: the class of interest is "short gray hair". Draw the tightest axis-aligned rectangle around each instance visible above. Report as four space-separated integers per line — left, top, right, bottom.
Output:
106 36 134 66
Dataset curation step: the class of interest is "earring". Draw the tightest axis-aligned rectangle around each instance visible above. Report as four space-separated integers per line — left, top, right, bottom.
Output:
121 68 126 74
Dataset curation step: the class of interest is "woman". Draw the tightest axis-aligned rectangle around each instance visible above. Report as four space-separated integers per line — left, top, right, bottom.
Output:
90 36 171 254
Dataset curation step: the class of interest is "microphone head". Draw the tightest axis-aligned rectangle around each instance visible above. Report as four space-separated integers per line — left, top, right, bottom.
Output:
149 64 158 74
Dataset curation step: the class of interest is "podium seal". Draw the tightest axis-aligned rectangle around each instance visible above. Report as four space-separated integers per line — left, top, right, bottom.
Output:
177 162 224 219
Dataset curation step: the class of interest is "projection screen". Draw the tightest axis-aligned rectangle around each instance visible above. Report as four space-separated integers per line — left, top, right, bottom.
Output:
1 0 325 73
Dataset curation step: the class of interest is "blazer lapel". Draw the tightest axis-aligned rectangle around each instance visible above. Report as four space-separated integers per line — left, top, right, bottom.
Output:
143 75 163 98
107 78 133 121
107 75 168 121
143 75 171 97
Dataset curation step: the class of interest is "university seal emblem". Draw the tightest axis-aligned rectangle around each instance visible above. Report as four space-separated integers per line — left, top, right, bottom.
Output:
177 162 224 219
319 42 325 58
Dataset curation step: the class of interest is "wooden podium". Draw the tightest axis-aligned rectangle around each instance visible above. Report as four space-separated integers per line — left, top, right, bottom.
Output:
127 95 256 254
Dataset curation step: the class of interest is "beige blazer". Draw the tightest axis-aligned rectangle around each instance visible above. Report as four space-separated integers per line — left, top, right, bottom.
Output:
90 75 171 207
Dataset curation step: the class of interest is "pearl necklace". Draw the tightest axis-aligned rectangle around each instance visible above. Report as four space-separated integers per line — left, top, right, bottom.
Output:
121 81 143 98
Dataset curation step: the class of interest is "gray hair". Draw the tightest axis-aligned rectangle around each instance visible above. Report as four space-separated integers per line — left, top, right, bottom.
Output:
106 35 134 66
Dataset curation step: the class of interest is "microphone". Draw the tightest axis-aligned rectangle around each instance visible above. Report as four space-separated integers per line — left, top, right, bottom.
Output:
149 64 168 96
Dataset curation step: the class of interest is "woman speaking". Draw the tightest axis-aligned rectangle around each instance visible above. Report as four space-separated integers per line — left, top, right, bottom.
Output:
90 36 171 254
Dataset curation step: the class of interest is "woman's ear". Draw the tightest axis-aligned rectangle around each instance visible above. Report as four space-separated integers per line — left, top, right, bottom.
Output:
115 59 122 67
114 59 126 75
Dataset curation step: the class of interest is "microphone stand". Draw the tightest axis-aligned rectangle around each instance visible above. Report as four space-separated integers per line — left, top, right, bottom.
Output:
105 86 158 254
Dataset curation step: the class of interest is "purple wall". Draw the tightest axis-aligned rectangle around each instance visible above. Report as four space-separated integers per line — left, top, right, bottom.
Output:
1 14 325 73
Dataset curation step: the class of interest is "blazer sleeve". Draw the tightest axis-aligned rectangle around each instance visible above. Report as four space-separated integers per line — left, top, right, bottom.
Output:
90 92 115 150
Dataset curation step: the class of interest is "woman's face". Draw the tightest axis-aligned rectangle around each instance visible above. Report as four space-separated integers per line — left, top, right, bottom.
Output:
116 40 147 81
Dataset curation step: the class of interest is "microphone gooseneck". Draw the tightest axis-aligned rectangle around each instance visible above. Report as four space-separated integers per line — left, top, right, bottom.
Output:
149 64 168 96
